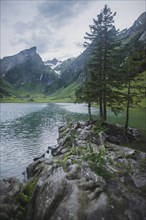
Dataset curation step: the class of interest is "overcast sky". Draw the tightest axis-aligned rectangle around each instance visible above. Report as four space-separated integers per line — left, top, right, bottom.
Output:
1 0 145 61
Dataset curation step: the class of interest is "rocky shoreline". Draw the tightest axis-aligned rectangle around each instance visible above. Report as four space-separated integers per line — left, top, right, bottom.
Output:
0 121 146 220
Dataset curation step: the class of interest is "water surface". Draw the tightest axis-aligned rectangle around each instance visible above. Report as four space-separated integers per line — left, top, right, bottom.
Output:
0 103 145 180
0 103 90 179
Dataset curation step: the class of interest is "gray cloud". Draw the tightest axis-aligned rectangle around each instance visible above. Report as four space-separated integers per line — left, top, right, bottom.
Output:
2 0 94 60
11 34 50 54
37 0 90 26
12 0 89 57
11 27 65 55
14 22 35 35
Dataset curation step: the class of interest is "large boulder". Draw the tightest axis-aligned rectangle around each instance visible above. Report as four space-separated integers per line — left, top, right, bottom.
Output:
0 177 23 220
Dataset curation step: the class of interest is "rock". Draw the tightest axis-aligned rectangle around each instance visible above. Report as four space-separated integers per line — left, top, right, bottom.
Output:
85 192 109 220
0 177 23 220
130 170 146 188
26 167 67 220
66 164 81 180
27 159 45 179
126 127 139 140
78 129 91 140
0 121 146 220
0 177 22 198
107 135 122 144
97 131 107 148
33 153 45 161
103 122 139 144
74 122 81 130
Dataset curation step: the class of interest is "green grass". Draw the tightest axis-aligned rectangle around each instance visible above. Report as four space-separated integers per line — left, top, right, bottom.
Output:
0 82 79 103
17 82 44 95
48 82 79 102
0 77 17 97
0 71 145 105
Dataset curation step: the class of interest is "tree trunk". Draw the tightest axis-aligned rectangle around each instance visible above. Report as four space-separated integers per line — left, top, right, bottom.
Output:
103 90 107 120
99 92 103 119
125 80 131 129
88 102 92 121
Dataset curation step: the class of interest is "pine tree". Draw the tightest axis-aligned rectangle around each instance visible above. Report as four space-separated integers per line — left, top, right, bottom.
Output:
122 36 146 129
84 5 120 120
75 59 94 121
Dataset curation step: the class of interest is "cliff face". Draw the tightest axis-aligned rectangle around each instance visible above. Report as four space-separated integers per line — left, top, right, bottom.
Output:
118 12 146 40
0 122 146 220
1 47 37 76
0 47 45 87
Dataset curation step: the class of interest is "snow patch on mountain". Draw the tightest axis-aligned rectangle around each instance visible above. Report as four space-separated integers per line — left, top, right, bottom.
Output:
44 58 62 69
44 58 63 75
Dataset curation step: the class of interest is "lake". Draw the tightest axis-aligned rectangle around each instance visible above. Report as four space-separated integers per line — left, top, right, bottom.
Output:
0 103 145 180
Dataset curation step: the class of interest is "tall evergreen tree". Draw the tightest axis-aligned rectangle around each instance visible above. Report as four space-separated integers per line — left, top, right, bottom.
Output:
75 59 94 121
84 5 120 120
121 35 146 129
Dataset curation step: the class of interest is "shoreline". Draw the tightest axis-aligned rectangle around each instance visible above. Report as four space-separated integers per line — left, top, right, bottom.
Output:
1 121 146 220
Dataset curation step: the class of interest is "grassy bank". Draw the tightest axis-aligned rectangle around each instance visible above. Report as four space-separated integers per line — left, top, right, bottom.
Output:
0 82 78 103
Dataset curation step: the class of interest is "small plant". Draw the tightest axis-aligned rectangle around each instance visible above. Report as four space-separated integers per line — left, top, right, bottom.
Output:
115 160 131 174
15 177 37 219
83 147 112 180
18 192 30 206
92 121 107 135
57 156 69 171
57 146 86 171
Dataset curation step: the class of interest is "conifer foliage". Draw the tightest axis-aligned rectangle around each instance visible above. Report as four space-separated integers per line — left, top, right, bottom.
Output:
76 5 145 127
83 5 120 120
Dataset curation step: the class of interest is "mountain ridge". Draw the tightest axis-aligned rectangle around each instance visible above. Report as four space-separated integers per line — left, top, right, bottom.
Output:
0 12 145 100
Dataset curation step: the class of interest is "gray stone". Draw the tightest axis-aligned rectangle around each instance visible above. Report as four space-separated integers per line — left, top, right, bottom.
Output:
0 177 23 220
1 121 146 220
85 192 109 220
66 164 81 180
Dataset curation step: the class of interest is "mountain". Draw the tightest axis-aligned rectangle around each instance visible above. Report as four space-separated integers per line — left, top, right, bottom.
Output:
0 77 16 98
44 58 62 69
55 12 146 88
117 12 146 41
0 12 145 100
0 47 59 97
0 47 45 87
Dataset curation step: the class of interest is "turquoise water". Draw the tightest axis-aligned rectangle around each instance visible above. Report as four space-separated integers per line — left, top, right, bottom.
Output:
0 103 145 180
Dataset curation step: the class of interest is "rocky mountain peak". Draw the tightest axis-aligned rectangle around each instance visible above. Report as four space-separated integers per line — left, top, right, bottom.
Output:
135 12 146 26
0 47 46 87
19 46 37 57
0 47 39 77
44 58 61 65
51 58 59 65
118 11 146 40
44 58 62 70
130 11 146 34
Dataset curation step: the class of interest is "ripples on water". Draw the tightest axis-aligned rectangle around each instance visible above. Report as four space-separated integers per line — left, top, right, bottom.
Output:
0 103 92 180
0 103 145 180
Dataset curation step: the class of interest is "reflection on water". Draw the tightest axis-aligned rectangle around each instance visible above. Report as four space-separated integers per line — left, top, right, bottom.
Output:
0 103 145 180
0 103 90 179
